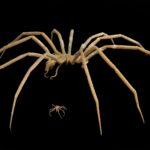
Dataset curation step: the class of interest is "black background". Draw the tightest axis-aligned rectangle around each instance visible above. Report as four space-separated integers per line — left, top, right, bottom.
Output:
0 0 150 149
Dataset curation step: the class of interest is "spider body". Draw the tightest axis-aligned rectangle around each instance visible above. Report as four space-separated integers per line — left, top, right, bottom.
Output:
45 54 74 69
44 54 78 79
0 29 148 135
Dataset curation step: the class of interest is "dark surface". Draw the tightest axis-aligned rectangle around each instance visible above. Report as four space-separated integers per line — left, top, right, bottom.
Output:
0 0 150 149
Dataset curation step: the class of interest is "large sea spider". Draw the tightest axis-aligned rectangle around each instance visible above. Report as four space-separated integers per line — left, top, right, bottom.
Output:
0 29 148 135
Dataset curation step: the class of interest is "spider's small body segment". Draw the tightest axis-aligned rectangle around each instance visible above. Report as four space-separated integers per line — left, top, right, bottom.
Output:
0 28 148 135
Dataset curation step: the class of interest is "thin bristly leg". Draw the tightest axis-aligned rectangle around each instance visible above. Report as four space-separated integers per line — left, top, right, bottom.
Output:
51 29 66 54
9 32 60 54
68 29 74 55
79 45 102 135
94 46 145 123
9 53 47 130
0 52 46 69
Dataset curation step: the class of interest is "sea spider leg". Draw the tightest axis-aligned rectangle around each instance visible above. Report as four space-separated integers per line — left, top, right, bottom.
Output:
86 45 150 62
51 29 66 54
59 106 67 118
49 108 55 117
0 52 47 69
93 45 146 123
68 29 74 55
0 35 60 64
0 36 61 63
9 32 60 54
87 44 150 61
73 32 115 63
48 104 56 116
57 111 64 119
0 36 50 54
82 32 115 47
102 34 144 47
50 29 74 55
9 53 48 130
0 35 61 62
79 44 102 135
83 34 145 58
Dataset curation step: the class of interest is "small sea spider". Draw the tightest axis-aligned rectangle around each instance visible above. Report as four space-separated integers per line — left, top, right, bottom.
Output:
49 104 67 119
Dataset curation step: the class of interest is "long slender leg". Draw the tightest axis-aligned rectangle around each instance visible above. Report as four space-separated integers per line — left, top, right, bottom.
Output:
82 32 115 48
10 32 60 54
0 36 49 53
59 107 67 118
83 34 145 57
79 45 102 135
94 46 145 123
0 52 47 69
49 108 55 117
82 45 150 63
0 36 55 58
51 29 66 54
68 29 74 55
102 34 144 47
0 36 60 63
73 33 115 63
9 53 47 130
74 36 108 63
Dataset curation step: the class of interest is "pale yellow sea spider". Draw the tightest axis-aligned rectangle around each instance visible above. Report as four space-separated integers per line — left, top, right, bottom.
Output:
49 104 67 119
0 29 148 135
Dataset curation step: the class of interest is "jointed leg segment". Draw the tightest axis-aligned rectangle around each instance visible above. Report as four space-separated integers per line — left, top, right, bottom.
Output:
9 53 48 130
78 38 148 134
73 32 115 63
86 44 150 62
0 36 50 54
51 29 66 54
10 32 60 54
82 34 145 60
80 45 102 135
93 46 145 123
0 52 47 69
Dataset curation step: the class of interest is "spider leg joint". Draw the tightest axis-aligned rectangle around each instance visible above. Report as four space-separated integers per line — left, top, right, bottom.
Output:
81 44 86 49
